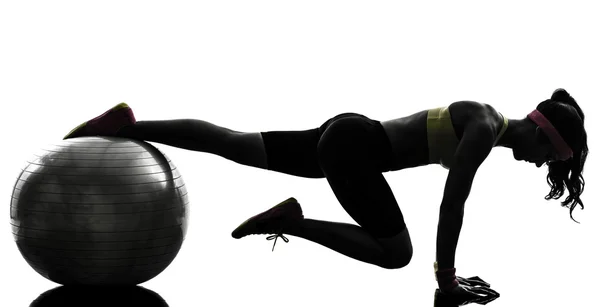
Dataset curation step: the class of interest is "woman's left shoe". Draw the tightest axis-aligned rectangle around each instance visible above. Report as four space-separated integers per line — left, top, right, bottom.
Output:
231 197 304 251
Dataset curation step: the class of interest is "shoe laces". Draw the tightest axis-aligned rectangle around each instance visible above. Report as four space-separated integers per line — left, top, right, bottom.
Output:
266 228 289 252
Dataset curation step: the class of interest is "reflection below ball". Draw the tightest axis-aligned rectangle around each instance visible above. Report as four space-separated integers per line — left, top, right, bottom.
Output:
30 285 169 307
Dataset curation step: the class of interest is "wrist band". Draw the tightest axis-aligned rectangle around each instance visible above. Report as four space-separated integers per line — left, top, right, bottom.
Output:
434 262 459 292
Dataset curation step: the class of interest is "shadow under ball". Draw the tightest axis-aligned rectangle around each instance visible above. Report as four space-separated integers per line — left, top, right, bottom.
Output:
30 285 169 307
10 137 189 286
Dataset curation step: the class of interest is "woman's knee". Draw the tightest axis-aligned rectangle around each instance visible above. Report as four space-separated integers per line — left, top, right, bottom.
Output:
377 228 413 269
381 248 413 270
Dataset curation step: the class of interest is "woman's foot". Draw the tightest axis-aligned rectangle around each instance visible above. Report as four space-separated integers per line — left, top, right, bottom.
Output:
232 197 304 251
63 102 136 139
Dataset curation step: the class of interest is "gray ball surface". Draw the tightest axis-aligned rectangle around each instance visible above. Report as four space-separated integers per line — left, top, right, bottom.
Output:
10 137 189 286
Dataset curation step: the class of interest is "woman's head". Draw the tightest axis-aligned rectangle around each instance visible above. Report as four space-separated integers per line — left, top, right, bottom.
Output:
532 89 588 223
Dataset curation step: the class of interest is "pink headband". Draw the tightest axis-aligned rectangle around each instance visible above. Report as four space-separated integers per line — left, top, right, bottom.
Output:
527 110 573 160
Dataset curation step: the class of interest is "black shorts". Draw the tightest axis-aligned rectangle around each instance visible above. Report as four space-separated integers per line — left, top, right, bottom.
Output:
261 113 406 237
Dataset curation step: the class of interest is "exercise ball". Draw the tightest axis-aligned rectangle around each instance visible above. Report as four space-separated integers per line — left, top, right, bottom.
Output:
10 137 189 286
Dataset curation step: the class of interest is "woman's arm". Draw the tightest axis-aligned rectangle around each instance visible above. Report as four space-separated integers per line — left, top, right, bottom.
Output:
436 167 476 270
436 116 496 271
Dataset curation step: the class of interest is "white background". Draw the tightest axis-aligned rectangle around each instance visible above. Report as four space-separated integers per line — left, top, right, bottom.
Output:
1 1 598 306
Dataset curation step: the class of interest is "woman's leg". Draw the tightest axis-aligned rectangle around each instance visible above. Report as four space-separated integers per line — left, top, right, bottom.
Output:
117 119 326 178
117 119 268 169
284 175 413 269
238 115 413 269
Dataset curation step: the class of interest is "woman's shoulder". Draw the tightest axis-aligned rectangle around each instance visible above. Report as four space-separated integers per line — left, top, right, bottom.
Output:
448 100 494 113
448 100 502 126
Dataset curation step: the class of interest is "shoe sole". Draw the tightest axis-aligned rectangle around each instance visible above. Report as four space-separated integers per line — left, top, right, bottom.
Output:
63 102 130 139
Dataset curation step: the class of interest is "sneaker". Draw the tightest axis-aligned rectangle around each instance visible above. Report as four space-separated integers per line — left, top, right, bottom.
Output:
63 102 136 139
232 197 304 251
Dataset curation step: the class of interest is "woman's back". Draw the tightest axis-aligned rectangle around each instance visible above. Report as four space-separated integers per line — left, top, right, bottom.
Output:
381 101 506 170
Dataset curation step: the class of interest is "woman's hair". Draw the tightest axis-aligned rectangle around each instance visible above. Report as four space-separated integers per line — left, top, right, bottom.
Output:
536 89 588 223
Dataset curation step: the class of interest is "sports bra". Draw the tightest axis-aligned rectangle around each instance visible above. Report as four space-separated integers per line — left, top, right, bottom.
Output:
427 106 508 169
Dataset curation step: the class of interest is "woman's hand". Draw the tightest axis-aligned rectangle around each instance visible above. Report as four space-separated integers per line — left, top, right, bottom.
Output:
434 276 500 306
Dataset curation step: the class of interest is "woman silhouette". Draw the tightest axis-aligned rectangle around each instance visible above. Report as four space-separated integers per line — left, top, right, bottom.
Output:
64 88 587 302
